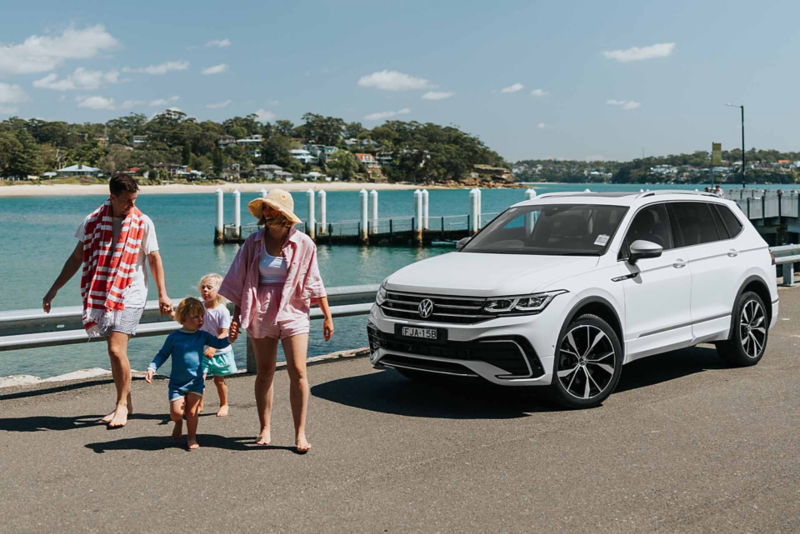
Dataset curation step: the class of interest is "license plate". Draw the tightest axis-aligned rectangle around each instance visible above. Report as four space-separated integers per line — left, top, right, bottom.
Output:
399 326 439 340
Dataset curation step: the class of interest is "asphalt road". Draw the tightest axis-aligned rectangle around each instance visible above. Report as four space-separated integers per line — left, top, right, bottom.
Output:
1 289 799 532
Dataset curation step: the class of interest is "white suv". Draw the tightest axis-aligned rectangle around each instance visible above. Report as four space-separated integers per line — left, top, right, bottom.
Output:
367 191 779 408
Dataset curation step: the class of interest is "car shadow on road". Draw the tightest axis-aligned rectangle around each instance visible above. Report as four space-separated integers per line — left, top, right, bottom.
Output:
311 368 557 419
0 412 167 433
615 345 726 393
85 435 297 454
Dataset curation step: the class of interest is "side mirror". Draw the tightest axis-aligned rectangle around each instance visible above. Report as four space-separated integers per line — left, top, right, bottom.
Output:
628 240 663 264
456 237 471 251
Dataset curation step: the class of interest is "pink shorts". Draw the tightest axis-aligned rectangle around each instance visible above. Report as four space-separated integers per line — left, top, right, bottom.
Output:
246 284 311 340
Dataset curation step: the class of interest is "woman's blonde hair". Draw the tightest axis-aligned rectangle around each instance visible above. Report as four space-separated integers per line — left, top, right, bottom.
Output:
259 207 295 229
174 297 206 324
198 273 226 306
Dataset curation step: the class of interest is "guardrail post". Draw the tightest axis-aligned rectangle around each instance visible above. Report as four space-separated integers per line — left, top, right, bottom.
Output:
214 188 224 244
786 262 796 287
232 189 241 240
422 189 429 230
306 189 315 240
370 190 379 234
762 195 766 221
747 198 751 218
359 189 368 244
317 190 327 235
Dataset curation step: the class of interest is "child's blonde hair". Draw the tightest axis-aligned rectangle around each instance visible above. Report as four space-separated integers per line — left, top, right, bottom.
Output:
174 297 206 324
198 273 226 306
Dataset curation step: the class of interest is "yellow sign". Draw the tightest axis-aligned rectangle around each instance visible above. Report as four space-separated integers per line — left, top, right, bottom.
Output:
712 142 722 165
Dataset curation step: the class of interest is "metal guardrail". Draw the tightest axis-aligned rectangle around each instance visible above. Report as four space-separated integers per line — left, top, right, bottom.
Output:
0 284 379 352
773 244 800 288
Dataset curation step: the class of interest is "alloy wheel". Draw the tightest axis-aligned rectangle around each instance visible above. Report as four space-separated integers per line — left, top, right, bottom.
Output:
557 325 616 400
740 300 766 359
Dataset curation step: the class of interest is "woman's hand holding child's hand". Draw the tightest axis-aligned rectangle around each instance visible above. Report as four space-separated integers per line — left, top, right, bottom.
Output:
228 328 239 344
145 369 155 384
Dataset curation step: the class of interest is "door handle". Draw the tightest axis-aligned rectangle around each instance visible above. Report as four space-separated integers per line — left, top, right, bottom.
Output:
673 259 687 269
727 249 739 258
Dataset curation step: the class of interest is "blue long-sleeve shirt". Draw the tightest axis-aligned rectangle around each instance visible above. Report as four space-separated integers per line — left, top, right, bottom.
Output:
148 330 231 391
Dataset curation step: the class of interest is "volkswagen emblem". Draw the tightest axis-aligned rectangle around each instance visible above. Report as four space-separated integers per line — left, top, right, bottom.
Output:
418 299 434 319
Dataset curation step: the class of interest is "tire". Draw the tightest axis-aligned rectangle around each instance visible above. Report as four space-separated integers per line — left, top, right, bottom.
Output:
550 314 624 409
715 291 768 367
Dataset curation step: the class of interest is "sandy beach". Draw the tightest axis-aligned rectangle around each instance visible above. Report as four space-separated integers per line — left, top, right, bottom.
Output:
0 181 454 198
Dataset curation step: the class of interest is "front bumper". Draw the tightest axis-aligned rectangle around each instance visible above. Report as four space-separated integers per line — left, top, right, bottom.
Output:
367 303 563 386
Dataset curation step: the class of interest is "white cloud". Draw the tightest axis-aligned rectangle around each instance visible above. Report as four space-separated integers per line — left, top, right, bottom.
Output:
0 106 18 114
76 95 115 110
603 42 676 62
254 109 276 122
119 99 145 109
201 63 228 75
607 99 641 110
501 83 525 94
363 108 412 121
123 61 189 75
422 91 453 100
537 123 546 129
530 89 549 97
358 70 434 91
33 67 120 91
0 83 29 105
206 39 231 48
149 95 180 107
0 25 119 75
206 100 232 109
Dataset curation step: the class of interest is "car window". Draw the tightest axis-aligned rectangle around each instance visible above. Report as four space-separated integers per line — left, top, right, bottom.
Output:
462 204 628 256
670 202 720 247
623 204 674 253
710 205 730 239
714 205 743 238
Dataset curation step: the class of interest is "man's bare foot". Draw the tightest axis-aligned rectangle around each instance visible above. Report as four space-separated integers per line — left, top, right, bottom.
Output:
108 405 128 428
172 421 183 441
187 439 200 450
216 405 229 417
255 428 271 445
296 435 311 453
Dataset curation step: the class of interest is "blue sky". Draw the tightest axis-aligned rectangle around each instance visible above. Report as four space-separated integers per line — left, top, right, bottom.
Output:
1 0 799 162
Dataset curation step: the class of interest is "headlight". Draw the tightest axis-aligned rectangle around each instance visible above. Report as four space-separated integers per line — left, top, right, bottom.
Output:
376 281 388 305
483 290 567 315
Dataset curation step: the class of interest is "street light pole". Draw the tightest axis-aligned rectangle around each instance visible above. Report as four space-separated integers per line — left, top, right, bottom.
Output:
726 103 746 188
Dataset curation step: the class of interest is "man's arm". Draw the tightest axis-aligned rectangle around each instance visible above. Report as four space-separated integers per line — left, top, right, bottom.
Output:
43 241 83 313
147 250 173 315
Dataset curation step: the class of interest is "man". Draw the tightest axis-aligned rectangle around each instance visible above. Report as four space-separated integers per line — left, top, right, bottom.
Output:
714 184 725 198
43 174 172 427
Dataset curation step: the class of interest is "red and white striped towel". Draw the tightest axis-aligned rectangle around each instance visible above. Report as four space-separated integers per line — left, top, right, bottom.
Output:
80 200 145 335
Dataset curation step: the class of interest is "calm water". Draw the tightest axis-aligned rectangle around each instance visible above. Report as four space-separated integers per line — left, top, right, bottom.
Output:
0 182 783 378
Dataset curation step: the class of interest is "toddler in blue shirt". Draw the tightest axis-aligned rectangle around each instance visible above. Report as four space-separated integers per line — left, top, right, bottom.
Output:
146 297 238 450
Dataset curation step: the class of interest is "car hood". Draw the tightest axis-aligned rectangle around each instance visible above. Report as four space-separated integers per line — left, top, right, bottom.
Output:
385 252 599 297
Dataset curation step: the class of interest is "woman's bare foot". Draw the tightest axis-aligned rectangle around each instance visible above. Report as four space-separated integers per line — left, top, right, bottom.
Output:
172 420 183 441
101 411 114 424
296 435 311 453
187 439 200 450
255 428 271 445
102 395 133 423
216 405 229 417
108 405 129 428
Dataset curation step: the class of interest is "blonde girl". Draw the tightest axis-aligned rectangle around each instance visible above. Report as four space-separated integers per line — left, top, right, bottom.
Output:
199 273 237 417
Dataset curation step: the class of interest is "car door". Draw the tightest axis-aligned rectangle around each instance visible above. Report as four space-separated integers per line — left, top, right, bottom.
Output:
668 201 742 342
618 203 694 361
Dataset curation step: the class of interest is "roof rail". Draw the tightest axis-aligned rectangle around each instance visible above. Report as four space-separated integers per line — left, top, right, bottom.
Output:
535 192 597 199
636 190 720 199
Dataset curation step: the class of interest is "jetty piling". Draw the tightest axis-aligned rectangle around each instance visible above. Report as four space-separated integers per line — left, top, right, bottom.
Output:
306 189 316 240
370 190 379 234
359 189 369 244
232 190 241 240
414 190 424 244
422 189 430 230
525 189 537 235
214 188 224 244
318 190 327 235
260 188 267 198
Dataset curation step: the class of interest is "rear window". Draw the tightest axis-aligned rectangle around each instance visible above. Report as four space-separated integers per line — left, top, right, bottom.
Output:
670 202 720 246
714 205 744 238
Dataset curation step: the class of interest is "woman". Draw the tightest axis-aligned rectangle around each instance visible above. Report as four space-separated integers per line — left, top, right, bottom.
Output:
220 189 333 453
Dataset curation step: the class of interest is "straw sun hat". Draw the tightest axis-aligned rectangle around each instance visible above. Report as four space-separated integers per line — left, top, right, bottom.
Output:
247 189 302 225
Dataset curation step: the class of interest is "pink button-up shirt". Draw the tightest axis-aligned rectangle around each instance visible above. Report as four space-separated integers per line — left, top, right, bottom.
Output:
219 227 326 330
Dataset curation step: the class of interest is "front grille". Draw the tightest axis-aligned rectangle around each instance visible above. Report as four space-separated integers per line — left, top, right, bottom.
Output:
368 325 544 379
380 355 477 376
380 290 493 324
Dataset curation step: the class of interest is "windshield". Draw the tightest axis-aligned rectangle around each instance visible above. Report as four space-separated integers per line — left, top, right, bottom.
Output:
462 203 629 256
